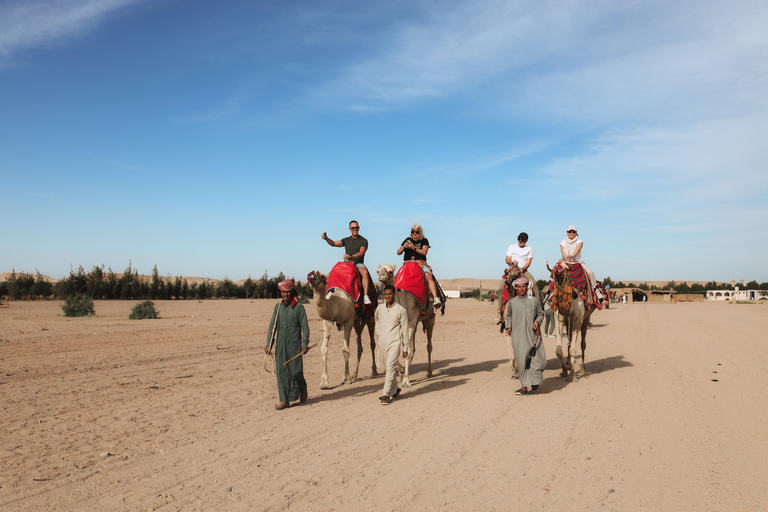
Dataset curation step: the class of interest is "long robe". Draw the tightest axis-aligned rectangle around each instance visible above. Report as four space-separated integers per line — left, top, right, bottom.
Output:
505 295 546 388
266 301 310 403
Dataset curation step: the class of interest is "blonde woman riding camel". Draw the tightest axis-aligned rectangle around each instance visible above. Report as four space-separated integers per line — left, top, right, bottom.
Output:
397 223 441 307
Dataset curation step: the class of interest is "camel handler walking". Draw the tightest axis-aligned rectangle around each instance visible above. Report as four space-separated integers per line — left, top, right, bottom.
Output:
375 285 409 405
504 277 546 396
265 279 310 410
321 220 372 305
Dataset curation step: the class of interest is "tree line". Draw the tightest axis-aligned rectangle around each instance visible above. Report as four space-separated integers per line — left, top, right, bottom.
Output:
600 278 768 294
0 264 314 301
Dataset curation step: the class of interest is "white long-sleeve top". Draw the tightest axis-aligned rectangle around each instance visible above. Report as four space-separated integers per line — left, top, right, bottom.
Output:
375 302 409 350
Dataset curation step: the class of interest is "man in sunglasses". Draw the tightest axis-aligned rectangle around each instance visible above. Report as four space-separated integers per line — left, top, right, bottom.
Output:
322 220 372 305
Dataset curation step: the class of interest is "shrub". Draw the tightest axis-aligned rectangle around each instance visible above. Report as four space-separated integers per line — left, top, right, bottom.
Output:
62 294 96 317
129 300 159 319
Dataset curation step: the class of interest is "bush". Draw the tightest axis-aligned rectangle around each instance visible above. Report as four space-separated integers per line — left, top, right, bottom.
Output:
62 294 95 317
129 300 159 319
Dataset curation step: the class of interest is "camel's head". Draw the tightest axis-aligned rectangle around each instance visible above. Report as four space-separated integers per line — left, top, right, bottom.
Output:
377 264 396 284
306 270 327 289
550 262 571 292
503 265 523 288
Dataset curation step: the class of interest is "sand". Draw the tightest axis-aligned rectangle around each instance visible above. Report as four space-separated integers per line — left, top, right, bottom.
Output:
1 298 766 511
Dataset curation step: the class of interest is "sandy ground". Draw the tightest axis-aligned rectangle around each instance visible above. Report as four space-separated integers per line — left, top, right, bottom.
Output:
1 298 767 511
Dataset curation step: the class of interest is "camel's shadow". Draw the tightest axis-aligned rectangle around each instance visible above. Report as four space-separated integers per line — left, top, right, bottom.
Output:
535 354 633 394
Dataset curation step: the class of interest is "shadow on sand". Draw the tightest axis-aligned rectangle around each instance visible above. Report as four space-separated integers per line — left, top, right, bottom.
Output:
311 357 508 403
534 354 633 394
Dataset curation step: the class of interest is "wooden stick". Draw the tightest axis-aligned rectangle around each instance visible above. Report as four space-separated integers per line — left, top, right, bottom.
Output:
282 343 317 366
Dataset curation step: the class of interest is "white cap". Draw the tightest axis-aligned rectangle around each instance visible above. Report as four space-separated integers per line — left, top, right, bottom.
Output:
567 225 577 232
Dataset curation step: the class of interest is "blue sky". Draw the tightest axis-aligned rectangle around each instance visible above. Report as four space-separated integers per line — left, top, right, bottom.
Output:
2 0 767 283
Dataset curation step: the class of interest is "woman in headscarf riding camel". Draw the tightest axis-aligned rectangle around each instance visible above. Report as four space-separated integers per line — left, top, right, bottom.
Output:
559 225 602 309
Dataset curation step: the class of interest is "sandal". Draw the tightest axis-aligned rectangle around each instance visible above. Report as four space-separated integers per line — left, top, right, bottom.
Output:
514 387 528 396
393 388 401 399
274 402 291 410
380 396 392 405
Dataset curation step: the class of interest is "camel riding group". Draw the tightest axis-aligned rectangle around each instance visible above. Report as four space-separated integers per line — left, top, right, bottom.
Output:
499 227 607 395
265 222 605 409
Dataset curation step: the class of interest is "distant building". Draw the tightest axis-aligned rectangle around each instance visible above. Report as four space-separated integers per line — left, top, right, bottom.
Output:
706 290 766 301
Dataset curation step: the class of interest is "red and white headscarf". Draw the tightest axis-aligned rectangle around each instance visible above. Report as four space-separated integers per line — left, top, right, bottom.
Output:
278 279 299 308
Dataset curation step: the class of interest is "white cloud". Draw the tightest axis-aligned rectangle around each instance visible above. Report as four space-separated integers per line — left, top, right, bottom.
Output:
310 0 768 124
0 0 143 60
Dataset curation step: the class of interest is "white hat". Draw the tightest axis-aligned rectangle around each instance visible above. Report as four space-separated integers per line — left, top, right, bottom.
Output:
567 225 577 232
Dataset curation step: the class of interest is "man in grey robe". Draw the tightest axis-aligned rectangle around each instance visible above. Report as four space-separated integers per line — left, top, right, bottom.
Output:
265 279 310 410
504 277 546 395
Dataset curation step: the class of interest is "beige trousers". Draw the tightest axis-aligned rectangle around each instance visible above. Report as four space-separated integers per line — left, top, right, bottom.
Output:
381 338 401 397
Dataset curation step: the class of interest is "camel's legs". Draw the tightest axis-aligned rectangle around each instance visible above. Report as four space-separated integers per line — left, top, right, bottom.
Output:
554 312 570 376
577 306 595 376
341 323 354 384
402 325 417 388
424 318 435 378
350 324 364 381
319 319 333 389
567 327 579 382
367 318 378 376
577 317 590 377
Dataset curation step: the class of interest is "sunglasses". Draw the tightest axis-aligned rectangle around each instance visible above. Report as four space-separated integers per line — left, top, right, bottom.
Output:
411 230 419 234
567 230 576 234
350 226 360 230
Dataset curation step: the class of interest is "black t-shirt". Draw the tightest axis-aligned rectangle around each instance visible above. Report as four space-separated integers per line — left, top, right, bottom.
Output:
401 237 429 261
342 235 368 264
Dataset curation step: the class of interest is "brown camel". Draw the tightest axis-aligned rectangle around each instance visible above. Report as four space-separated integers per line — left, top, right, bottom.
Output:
547 260 597 381
376 263 438 388
307 271 377 389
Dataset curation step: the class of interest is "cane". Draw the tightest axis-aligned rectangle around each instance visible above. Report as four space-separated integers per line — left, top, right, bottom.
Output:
282 343 317 366
263 303 280 374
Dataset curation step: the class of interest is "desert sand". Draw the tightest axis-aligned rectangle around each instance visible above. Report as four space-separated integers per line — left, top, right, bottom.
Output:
1 298 766 511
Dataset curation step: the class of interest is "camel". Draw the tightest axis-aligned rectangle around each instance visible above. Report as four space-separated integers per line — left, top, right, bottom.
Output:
307 270 377 389
547 260 597 382
376 263 438 387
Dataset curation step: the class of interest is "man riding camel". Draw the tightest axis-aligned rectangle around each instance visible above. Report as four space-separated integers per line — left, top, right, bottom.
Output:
506 232 536 298
322 220 372 305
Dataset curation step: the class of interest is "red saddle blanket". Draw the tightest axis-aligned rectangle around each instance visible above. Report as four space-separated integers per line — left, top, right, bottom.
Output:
568 263 587 289
327 262 361 302
394 261 427 308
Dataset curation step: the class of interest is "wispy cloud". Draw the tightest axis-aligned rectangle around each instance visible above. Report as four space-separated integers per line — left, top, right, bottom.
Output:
170 84 253 124
0 0 144 62
308 0 768 123
101 159 153 173
0 186 57 200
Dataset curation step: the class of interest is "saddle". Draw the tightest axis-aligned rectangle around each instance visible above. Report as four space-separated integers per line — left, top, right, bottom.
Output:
326 262 377 321
394 261 446 316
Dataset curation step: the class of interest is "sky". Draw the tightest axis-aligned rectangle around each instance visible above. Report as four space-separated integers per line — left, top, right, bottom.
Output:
2 0 767 283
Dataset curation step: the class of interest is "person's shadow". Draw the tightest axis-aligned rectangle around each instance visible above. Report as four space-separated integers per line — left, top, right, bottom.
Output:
309 358 507 403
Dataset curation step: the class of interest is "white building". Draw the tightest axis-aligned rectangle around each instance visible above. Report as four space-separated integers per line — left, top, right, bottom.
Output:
706 289 766 301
